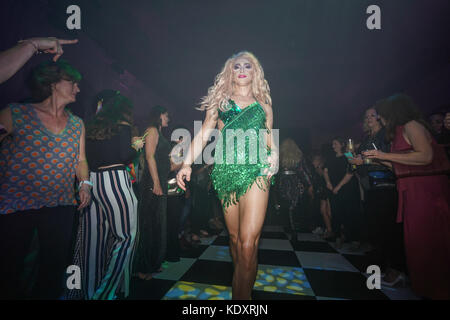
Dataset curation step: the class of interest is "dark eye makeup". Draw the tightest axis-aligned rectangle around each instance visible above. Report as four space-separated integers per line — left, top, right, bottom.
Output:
233 63 252 70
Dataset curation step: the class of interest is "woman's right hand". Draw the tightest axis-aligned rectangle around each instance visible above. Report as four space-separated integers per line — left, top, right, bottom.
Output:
152 182 163 196
176 165 192 191
77 184 92 211
27 37 79 61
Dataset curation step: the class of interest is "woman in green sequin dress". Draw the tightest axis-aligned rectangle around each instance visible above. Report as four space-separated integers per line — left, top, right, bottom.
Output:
176 52 278 300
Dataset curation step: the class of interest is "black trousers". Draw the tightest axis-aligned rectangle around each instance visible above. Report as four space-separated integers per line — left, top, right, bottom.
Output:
364 188 406 272
0 206 76 299
330 191 362 242
133 193 167 274
166 194 184 261
190 186 213 234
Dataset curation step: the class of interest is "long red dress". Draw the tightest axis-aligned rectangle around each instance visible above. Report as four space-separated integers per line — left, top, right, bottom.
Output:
392 125 450 299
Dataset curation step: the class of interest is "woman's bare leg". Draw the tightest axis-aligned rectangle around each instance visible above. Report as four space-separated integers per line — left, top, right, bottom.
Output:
222 200 240 272
320 199 332 232
326 199 333 232
233 177 270 299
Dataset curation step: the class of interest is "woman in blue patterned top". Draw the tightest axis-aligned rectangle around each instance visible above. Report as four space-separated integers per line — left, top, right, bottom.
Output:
0 60 90 299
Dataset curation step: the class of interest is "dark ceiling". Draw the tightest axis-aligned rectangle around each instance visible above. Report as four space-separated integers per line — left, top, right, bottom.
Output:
5 0 450 144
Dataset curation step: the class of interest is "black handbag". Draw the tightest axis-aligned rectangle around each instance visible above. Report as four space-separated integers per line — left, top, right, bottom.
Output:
359 164 396 191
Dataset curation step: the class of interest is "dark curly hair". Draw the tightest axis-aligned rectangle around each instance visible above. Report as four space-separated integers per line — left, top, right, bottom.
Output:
28 59 82 102
375 94 432 142
86 90 134 140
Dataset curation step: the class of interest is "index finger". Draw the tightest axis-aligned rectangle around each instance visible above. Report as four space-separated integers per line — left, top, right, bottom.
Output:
58 39 79 45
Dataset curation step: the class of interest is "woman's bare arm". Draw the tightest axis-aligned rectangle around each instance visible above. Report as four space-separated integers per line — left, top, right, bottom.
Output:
76 121 91 210
364 121 433 165
182 107 218 166
145 127 162 192
0 38 78 84
0 41 36 84
76 121 89 181
176 107 218 190
261 103 278 179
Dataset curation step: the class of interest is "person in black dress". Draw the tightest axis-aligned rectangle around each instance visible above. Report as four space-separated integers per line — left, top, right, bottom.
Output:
323 137 362 249
311 154 333 239
133 106 171 280
165 133 186 262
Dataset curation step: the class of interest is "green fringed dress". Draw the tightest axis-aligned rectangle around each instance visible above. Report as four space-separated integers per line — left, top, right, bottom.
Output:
210 99 274 209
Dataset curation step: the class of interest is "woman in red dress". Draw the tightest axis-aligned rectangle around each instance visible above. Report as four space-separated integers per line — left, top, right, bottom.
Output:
364 94 450 299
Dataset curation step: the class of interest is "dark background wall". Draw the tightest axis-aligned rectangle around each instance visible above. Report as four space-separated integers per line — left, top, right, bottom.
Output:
1 0 449 153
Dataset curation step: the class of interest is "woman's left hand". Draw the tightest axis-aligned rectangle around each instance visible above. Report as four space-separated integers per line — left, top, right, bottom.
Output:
362 149 388 160
332 187 340 195
78 185 92 211
264 151 279 181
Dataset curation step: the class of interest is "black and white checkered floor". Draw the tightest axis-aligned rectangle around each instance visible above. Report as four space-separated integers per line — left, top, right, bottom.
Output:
128 225 420 300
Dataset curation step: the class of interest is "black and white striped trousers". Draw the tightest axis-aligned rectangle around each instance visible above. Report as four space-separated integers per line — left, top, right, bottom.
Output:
79 168 137 300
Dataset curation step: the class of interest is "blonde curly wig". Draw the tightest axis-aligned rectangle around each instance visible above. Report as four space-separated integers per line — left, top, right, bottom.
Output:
197 51 272 112
280 138 303 170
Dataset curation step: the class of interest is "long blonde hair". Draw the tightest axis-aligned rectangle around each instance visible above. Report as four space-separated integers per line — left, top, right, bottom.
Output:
280 138 303 170
197 51 272 112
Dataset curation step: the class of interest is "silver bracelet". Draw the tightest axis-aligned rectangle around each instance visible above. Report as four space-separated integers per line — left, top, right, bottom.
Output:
79 180 93 190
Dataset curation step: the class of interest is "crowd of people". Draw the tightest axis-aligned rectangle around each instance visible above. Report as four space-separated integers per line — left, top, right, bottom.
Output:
274 96 450 299
0 37 222 300
0 37 449 300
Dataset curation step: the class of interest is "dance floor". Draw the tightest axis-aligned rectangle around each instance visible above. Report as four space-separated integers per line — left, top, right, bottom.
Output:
128 225 420 300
